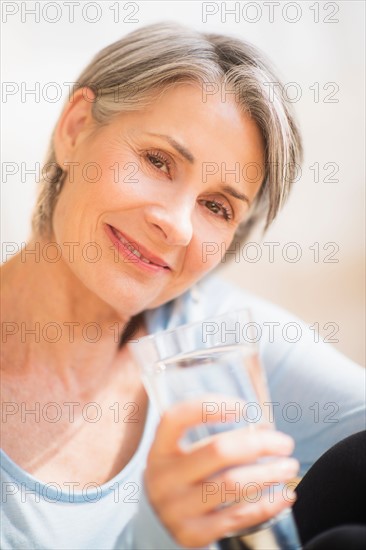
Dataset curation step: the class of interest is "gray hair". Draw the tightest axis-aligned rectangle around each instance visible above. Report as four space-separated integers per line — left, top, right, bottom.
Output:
31 21 303 249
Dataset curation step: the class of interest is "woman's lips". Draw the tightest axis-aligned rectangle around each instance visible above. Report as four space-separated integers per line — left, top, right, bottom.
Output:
105 224 171 273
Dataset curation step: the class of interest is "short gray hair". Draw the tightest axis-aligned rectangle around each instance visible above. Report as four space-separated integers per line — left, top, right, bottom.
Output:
31 21 303 247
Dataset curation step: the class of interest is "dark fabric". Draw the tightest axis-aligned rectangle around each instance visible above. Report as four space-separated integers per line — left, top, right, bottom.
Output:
303 524 366 550
293 430 366 546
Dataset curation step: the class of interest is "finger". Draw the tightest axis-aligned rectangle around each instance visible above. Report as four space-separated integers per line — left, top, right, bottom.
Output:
163 457 299 518
166 487 296 548
152 426 295 488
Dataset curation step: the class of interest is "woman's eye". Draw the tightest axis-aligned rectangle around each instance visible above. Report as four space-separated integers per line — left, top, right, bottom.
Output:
203 200 232 221
146 153 171 175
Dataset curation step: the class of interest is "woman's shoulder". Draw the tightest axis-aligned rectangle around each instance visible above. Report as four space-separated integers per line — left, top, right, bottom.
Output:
195 275 365 379
145 274 309 338
195 274 304 326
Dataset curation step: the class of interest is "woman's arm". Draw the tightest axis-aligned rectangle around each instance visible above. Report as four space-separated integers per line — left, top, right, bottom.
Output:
196 274 365 475
117 397 298 549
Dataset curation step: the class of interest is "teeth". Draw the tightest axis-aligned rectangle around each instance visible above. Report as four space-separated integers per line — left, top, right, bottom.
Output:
129 246 152 263
113 228 153 264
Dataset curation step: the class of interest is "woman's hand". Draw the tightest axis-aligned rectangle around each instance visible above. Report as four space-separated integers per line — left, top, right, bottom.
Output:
144 396 299 548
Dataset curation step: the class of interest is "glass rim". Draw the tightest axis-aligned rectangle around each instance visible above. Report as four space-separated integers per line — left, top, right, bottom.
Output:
132 306 254 346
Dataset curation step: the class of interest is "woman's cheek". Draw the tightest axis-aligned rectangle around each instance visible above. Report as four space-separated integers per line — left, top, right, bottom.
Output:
93 159 153 205
186 240 223 278
192 212 237 268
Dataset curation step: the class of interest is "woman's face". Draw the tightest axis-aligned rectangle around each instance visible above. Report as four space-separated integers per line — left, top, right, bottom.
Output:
52 83 265 317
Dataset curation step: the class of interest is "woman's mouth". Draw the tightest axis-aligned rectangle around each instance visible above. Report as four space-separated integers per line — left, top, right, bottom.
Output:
105 224 171 273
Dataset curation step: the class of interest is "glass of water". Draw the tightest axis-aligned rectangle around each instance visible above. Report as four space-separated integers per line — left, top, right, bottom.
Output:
129 309 301 550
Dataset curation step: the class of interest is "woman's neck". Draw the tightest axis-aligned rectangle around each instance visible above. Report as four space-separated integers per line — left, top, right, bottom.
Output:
1 236 144 388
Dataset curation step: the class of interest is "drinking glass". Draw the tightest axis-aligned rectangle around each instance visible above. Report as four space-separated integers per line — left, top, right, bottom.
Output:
129 309 301 550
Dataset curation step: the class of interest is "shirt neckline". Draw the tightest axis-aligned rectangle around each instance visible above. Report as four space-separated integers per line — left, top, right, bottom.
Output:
0 399 158 503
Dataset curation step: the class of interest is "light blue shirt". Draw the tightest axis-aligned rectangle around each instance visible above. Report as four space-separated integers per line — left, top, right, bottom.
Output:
1 275 365 549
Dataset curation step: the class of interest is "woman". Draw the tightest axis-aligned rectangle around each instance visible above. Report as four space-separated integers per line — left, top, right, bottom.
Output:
1 22 364 549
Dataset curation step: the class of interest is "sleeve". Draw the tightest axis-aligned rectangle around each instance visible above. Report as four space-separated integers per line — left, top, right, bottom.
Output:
264 324 366 476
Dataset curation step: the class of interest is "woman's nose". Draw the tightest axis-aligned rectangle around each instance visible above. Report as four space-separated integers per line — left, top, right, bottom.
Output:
144 201 194 246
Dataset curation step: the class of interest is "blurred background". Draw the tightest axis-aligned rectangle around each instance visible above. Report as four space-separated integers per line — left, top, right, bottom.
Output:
1 1 365 365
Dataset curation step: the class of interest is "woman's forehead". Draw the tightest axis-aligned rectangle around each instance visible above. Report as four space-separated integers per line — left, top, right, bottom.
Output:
106 84 265 162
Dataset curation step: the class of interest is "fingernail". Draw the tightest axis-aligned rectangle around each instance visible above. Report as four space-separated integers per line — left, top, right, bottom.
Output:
274 434 294 453
277 458 299 475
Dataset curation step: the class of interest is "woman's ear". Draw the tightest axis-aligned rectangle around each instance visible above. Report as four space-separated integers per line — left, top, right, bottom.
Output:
54 87 96 166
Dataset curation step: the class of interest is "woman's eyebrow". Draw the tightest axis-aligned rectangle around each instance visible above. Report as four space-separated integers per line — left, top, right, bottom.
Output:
145 132 195 163
222 185 251 205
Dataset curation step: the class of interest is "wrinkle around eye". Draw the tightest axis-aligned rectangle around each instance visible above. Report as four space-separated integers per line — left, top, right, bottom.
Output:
139 149 176 179
146 152 171 174
197 199 235 225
